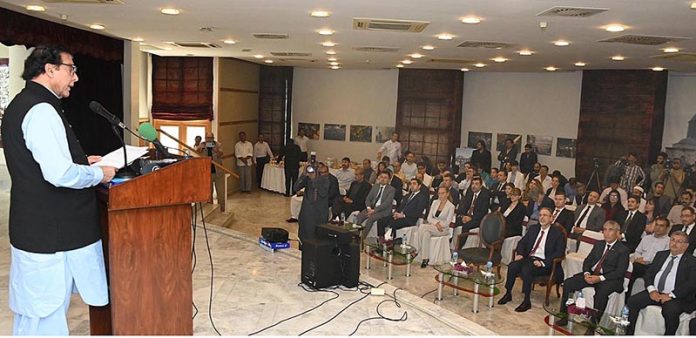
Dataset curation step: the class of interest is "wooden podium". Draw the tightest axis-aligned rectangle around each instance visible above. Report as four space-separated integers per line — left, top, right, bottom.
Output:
90 157 211 335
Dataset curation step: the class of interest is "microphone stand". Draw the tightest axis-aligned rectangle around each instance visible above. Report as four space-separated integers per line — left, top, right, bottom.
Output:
110 125 137 179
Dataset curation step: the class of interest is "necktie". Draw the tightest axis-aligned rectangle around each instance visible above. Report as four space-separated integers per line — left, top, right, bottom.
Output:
592 244 612 275
657 256 678 293
686 224 693 236
499 183 504 191
375 185 384 206
553 209 561 222
530 230 545 257
624 211 634 231
469 193 478 216
575 205 592 227
407 192 415 203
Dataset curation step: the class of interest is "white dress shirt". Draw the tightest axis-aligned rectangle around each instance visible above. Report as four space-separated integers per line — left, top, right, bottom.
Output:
530 226 550 261
379 140 401 163
234 141 254 166
401 161 418 180
253 141 273 159
576 204 596 229
422 173 433 188
591 240 618 276
647 253 683 296
633 234 670 263
535 175 553 192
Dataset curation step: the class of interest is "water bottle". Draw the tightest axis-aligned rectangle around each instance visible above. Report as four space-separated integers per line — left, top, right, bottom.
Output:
486 261 493 275
401 234 407 248
340 212 345 224
575 290 586 309
451 251 458 265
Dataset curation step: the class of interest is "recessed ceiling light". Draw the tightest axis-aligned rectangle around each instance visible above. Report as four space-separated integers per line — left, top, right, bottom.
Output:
254 54 264 59
491 57 508 63
264 60 274 64
410 53 424 58
663 47 680 53
331 66 340 70
574 62 587 67
437 33 454 40
327 57 337 62
545 66 558 72
461 16 482 24
691 1 696 9
325 50 337 55
518 49 534 56
401 60 413 64
132 37 144 42
604 24 626 32
460 68 470 72
26 5 45 11
318 29 334 36
473 63 486 68
330 62 339 66
611 55 625 61
396 64 404 68
321 41 336 47
310 10 331 18
223 39 236 44
422 45 435 51
160 8 180 15
89 24 105 30
652 67 665 71
553 40 570 47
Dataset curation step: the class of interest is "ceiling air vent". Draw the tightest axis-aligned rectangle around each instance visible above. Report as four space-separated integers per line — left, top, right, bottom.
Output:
652 52 696 62
457 41 515 49
352 46 400 53
428 58 476 64
353 18 429 33
277 58 317 63
253 33 289 39
599 35 689 46
537 6 608 18
171 42 221 48
270 52 312 57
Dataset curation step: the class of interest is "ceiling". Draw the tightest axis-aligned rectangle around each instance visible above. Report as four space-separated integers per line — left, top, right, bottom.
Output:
1 0 696 72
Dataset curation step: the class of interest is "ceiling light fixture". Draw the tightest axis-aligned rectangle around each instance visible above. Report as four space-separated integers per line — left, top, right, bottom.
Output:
160 8 180 15
422 45 435 50
518 49 534 56
410 53 424 58
264 60 274 64
310 10 331 18
330 62 339 66
325 50 337 55
254 54 264 59
545 66 558 72
401 60 413 64
318 29 334 36
461 16 482 24
691 1 696 9
663 47 680 53
611 55 625 61
473 63 486 68
574 62 587 67
396 64 404 68
491 57 508 63
331 66 340 70
132 37 144 42
89 24 105 30
460 68 470 72
604 24 626 32
553 40 570 46
26 5 45 11
327 57 337 61
437 33 454 40
321 41 336 47
223 39 236 44
652 67 665 71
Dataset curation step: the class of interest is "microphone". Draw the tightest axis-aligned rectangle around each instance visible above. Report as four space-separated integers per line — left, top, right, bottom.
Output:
138 122 171 159
89 101 125 129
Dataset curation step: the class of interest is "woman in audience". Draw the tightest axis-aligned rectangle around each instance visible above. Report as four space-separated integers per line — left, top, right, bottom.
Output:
524 178 543 200
418 186 456 268
602 189 626 221
502 188 526 237
499 182 516 210
642 199 657 235
371 162 388 184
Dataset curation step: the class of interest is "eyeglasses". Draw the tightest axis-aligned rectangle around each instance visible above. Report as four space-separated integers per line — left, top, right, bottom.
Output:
58 63 78 75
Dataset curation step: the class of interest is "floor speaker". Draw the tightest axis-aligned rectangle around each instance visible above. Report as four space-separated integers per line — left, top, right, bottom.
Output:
301 238 360 289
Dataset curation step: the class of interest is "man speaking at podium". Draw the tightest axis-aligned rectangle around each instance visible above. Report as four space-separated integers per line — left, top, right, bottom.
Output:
1 45 116 335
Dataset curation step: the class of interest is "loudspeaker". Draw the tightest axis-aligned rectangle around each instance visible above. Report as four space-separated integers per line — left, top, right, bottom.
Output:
316 223 353 245
338 241 360 288
301 239 341 289
261 227 289 243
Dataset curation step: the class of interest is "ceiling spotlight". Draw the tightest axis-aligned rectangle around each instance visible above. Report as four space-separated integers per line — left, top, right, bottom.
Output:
691 1 696 9
310 10 331 18
545 66 558 72
460 68 470 72
330 62 339 66
574 62 587 67
318 29 334 36
518 49 534 56
437 33 454 40
461 16 482 24
321 41 336 47
604 24 626 33
26 5 45 11
396 64 404 68
160 8 180 15
331 66 340 70
553 40 570 47
410 53 424 58
325 50 337 55
663 47 680 53
611 55 625 61
401 60 413 64
89 24 105 30
473 63 486 68
132 37 144 42
422 45 435 50
652 67 665 71
264 60 274 64
327 57 337 61
491 57 508 63
254 54 264 59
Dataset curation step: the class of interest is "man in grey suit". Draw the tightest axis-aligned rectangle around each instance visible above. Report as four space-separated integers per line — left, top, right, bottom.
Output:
570 190 606 239
356 170 395 237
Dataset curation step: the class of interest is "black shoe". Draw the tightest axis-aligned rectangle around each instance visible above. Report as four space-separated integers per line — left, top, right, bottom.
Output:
555 317 568 327
497 293 512 305
420 259 429 268
514 301 531 312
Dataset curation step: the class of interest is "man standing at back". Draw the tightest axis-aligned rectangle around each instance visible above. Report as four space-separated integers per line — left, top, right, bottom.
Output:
278 137 302 197
1 45 116 335
377 132 401 164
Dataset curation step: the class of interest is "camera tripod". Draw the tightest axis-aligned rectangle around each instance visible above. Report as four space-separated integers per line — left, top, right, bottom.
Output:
586 162 602 192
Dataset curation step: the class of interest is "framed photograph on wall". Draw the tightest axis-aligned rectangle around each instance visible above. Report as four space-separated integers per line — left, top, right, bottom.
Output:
556 138 577 158
323 123 346 141
375 126 394 143
496 133 522 152
467 131 493 149
350 125 373 142
526 135 553 156
298 122 320 140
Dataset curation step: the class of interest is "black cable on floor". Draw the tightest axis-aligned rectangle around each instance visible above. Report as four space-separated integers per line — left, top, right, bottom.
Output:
420 288 438 299
199 202 222 336
348 288 408 336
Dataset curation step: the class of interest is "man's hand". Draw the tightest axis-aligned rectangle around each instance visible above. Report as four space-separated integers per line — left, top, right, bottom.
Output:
634 257 646 265
584 274 601 284
343 196 353 204
514 254 524 261
435 222 444 232
659 293 672 303
533 260 543 268
462 215 472 223
87 155 102 165
573 226 585 234
100 166 116 183
649 290 661 302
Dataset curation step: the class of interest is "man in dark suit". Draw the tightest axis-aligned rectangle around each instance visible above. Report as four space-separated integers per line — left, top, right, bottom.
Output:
499 207 566 312
432 173 460 207
669 206 696 255
570 181 589 207
318 163 340 208
551 192 575 234
614 195 648 253
545 176 562 198
278 137 302 196
519 143 537 175
331 168 371 220
558 220 629 326
570 191 606 239
648 182 674 217
526 189 554 223
455 177 490 247
356 171 396 237
490 170 509 207
389 169 404 208
377 178 429 242
626 231 696 335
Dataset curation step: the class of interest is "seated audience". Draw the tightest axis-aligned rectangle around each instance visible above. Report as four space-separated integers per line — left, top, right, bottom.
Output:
401 151 418 180
564 177 578 203
502 188 526 237
570 191 605 239
485 167 499 188
599 177 628 209
392 161 407 183
362 159 375 184
544 175 562 199
525 162 541 184
551 192 575 234
458 166 476 194
388 168 404 208
455 177 490 246
632 185 647 213
331 168 371 221
535 165 553 192
627 216 671 295
667 190 693 227
377 178 429 243
417 162 433 188
373 161 388 185
335 157 356 192
669 206 696 255
499 208 566 312
507 160 526 190
570 181 589 207
647 181 673 217
355 171 395 236
602 189 626 222
614 195 647 253
437 173 460 207
418 186 457 267
526 188 554 225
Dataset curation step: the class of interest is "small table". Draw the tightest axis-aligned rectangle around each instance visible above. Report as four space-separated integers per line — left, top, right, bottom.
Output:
543 301 622 336
261 164 286 194
364 237 417 280
432 264 504 313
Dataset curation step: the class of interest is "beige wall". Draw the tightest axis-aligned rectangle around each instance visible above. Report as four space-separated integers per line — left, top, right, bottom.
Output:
216 57 259 193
